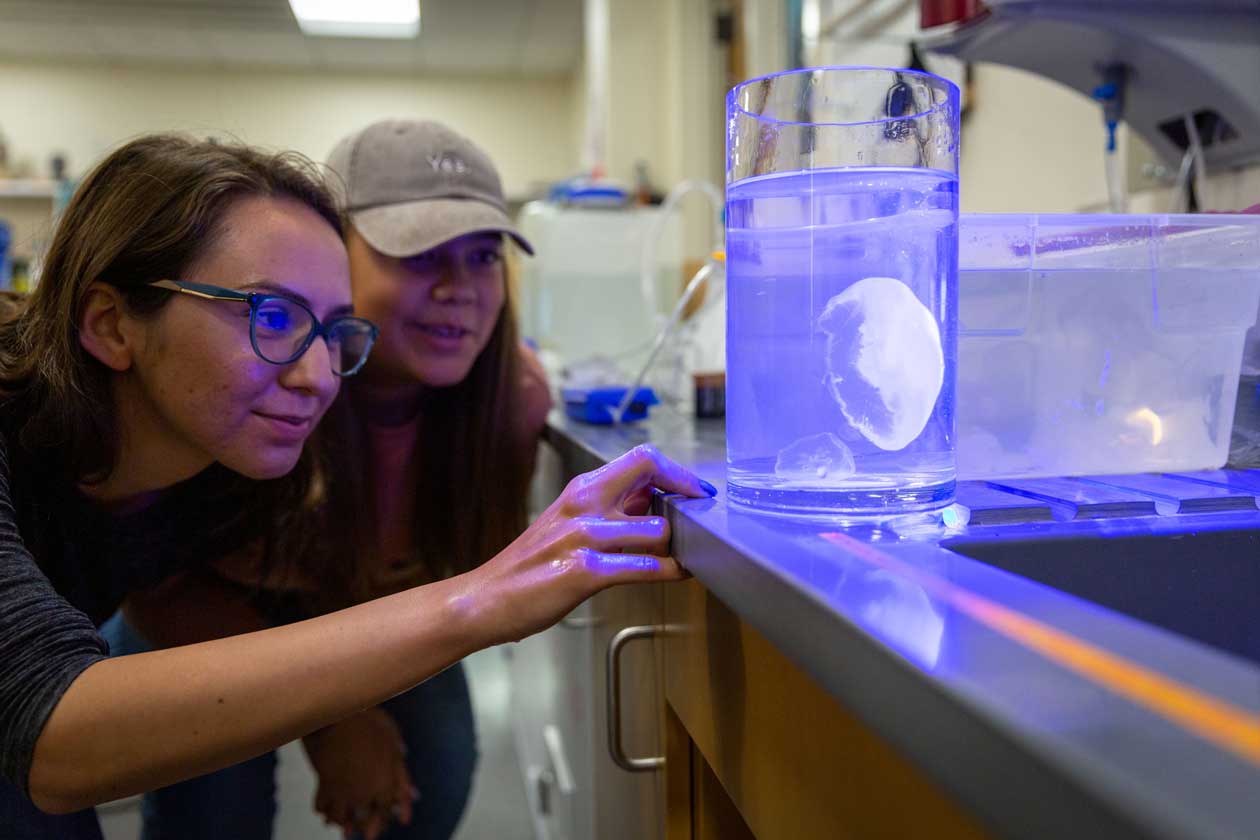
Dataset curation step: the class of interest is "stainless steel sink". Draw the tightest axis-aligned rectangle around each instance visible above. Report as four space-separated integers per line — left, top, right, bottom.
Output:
946 528 1260 666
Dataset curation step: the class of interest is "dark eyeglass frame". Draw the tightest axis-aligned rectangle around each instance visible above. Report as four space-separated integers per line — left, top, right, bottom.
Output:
150 279 379 377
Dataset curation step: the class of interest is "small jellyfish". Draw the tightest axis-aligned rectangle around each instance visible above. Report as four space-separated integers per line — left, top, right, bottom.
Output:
818 276 944 451
775 433 856 483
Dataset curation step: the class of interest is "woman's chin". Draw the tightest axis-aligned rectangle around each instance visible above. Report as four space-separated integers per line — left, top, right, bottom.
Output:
411 358 477 388
222 446 304 480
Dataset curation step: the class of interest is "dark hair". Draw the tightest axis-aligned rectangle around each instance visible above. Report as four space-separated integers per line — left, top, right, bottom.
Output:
0 133 342 484
410 272 530 580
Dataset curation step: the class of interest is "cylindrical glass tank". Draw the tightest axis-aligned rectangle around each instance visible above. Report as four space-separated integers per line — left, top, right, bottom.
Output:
725 67 960 516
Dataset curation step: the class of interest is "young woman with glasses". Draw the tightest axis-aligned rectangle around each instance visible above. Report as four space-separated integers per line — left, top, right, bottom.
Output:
0 134 710 840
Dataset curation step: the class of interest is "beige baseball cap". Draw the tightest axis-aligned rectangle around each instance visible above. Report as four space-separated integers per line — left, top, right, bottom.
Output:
325 119 533 257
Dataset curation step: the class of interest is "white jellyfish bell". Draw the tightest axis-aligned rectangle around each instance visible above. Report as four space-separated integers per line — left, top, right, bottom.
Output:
819 276 944 451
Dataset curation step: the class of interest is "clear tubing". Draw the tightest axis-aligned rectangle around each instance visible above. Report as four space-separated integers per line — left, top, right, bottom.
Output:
1170 113 1208 213
1171 144 1196 213
1185 113 1209 210
638 180 724 316
612 256 721 424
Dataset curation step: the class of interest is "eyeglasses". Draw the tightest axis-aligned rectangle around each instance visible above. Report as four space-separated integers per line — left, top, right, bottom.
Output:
150 280 379 377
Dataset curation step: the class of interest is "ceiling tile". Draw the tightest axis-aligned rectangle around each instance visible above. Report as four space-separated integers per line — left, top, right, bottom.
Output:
204 30 317 68
309 37 424 71
90 23 214 64
519 0 582 73
0 19 104 60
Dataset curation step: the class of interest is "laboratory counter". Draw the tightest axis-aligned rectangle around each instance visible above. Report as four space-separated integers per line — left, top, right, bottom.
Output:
543 410 1260 840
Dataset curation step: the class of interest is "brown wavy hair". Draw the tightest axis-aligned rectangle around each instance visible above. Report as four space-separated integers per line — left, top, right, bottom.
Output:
0 134 342 487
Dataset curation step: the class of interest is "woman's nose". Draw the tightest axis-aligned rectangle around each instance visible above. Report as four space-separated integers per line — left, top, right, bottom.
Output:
280 336 339 398
431 278 476 304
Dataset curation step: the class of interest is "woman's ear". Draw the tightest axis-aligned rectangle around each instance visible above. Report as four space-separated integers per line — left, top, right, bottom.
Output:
79 283 138 372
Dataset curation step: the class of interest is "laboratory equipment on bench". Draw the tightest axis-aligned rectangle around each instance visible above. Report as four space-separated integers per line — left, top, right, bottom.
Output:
557 354 657 425
607 179 725 423
544 177 726 427
563 386 659 425
515 201 681 375
689 259 728 423
518 173 723 427
726 66 961 518
610 249 725 425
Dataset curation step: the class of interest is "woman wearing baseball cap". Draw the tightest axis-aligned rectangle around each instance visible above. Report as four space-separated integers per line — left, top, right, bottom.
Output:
105 120 595 840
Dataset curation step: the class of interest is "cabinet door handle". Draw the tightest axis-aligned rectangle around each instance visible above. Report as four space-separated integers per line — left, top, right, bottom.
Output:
606 624 673 772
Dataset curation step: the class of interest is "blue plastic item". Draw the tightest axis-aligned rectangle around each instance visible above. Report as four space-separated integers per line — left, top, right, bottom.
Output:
563 386 658 424
0 221 10 290
547 177 629 207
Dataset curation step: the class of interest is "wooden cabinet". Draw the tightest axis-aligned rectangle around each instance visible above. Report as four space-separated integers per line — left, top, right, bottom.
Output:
658 579 992 840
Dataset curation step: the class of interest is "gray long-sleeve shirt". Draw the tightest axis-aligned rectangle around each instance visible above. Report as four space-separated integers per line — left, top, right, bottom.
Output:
0 432 107 795
0 430 265 797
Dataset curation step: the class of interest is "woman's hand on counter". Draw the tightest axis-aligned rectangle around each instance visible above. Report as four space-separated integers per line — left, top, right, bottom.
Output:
455 444 716 646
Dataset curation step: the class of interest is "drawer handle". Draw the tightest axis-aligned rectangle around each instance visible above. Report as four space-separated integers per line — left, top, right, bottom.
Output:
606 624 672 772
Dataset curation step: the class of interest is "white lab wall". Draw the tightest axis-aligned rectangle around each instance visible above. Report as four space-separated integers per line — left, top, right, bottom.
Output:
740 0 790 81
656 0 725 191
655 0 726 258
570 46 589 175
577 0 725 263
603 0 668 188
0 60 576 198
579 0 724 191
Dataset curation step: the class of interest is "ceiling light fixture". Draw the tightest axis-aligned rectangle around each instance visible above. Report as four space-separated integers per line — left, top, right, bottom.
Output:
288 0 421 39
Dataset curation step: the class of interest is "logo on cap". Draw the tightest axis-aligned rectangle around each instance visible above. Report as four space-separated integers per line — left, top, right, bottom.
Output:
428 152 468 176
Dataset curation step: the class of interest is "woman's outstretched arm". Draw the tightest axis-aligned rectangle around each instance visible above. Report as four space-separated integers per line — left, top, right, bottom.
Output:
24 444 709 813
32 573 475 813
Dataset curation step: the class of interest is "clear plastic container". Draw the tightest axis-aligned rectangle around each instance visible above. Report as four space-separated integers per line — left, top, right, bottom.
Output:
515 202 680 368
957 213 1260 479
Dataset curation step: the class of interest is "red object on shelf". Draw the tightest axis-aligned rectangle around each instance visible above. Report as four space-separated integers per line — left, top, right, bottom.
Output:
920 0 986 28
